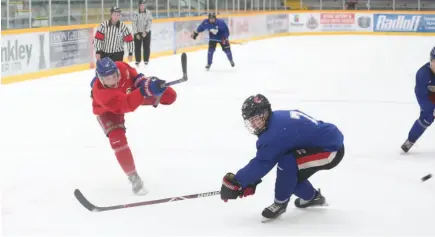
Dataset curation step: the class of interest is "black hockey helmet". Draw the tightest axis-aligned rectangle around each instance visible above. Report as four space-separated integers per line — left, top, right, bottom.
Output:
208 12 217 20
241 94 272 135
110 6 121 14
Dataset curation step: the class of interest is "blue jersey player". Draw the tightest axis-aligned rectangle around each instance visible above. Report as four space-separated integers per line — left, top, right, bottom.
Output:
191 13 235 70
219 94 345 220
401 47 435 153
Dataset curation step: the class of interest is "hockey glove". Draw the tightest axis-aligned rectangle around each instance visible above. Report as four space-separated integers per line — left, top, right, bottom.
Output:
192 31 199 40
134 73 167 97
220 172 262 202
221 38 229 45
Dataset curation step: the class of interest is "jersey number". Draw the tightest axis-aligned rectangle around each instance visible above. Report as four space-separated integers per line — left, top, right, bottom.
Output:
290 111 319 125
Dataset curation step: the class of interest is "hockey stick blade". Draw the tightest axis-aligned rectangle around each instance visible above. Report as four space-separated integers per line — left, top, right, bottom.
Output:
74 189 99 212
153 53 188 107
74 189 220 212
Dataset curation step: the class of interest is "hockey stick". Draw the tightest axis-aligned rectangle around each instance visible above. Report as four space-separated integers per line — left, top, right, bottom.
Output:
207 38 244 45
153 52 188 108
74 189 220 212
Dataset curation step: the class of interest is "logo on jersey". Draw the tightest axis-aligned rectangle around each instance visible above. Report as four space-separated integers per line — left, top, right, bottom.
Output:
126 88 132 94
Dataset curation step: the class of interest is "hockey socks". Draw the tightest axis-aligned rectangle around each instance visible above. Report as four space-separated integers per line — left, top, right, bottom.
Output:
407 118 430 143
224 48 233 62
207 48 215 65
109 129 137 176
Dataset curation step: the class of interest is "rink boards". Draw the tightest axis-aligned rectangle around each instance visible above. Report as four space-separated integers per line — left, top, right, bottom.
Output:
1 10 435 85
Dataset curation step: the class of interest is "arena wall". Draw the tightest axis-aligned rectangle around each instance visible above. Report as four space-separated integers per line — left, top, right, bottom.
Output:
2 10 435 85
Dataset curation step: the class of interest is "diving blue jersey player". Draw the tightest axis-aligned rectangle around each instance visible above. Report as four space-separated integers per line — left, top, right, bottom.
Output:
191 13 235 70
402 46 435 153
219 94 345 220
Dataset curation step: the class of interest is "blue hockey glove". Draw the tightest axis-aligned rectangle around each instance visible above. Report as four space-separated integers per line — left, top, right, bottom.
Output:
134 73 167 97
220 172 262 202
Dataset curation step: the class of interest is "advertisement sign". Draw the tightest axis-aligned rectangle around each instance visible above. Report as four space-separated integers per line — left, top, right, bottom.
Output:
1 32 49 77
151 22 175 53
419 14 435 32
266 14 289 34
230 15 268 40
49 29 92 68
373 14 433 32
320 13 355 31
229 16 251 40
374 14 421 32
356 14 373 31
175 20 207 49
289 13 373 32
289 13 321 32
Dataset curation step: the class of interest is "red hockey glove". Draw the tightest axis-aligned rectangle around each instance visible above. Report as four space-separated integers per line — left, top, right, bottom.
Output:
220 173 262 202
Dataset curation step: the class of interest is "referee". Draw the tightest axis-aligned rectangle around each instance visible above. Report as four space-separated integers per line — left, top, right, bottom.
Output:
132 0 153 66
94 6 134 62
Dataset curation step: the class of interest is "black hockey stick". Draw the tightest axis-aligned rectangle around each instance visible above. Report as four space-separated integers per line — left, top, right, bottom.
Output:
153 52 188 108
74 189 219 212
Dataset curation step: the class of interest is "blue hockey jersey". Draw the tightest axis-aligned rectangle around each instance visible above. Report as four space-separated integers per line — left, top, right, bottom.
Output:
235 110 344 187
196 18 230 41
415 62 435 111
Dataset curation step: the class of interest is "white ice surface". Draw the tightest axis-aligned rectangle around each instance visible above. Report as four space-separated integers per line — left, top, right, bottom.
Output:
1 35 435 236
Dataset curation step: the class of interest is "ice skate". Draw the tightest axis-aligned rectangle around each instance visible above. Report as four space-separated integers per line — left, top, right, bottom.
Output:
134 62 140 67
205 64 211 70
261 200 289 221
144 61 148 66
128 172 148 195
294 189 327 208
230 60 235 67
401 139 414 153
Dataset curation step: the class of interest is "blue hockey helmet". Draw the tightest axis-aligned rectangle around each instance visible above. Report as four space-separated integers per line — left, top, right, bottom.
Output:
96 57 120 88
241 94 272 135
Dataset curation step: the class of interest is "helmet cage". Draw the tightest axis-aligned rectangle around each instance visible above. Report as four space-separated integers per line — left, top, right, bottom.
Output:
244 110 269 135
98 69 120 88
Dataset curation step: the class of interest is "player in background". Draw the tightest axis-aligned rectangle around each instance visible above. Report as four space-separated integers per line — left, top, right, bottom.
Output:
90 57 177 195
401 47 435 153
191 13 235 70
219 94 345 220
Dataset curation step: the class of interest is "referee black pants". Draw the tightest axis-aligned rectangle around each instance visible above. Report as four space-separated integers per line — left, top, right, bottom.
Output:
101 51 124 62
134 31 151 63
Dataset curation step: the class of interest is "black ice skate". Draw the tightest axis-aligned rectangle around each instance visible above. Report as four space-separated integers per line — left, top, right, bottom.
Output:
135 62 140 67
230 60 235 67
144 61 149 65
261 201 289 220
205 64 211 70
128 172 148 195
294 189 326 208
401 139 414 153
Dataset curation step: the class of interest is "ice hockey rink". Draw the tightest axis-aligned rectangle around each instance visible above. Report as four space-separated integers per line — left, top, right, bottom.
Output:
2 35 435 236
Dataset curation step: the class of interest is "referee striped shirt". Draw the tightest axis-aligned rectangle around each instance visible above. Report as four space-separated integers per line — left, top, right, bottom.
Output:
132 9 153 34
94 20 134 55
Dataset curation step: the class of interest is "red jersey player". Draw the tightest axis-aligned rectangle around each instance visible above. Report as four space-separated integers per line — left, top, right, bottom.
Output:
91 57 177 195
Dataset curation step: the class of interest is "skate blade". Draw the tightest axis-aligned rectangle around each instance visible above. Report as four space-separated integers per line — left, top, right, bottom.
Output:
261 218 276 223
133 188 148 196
